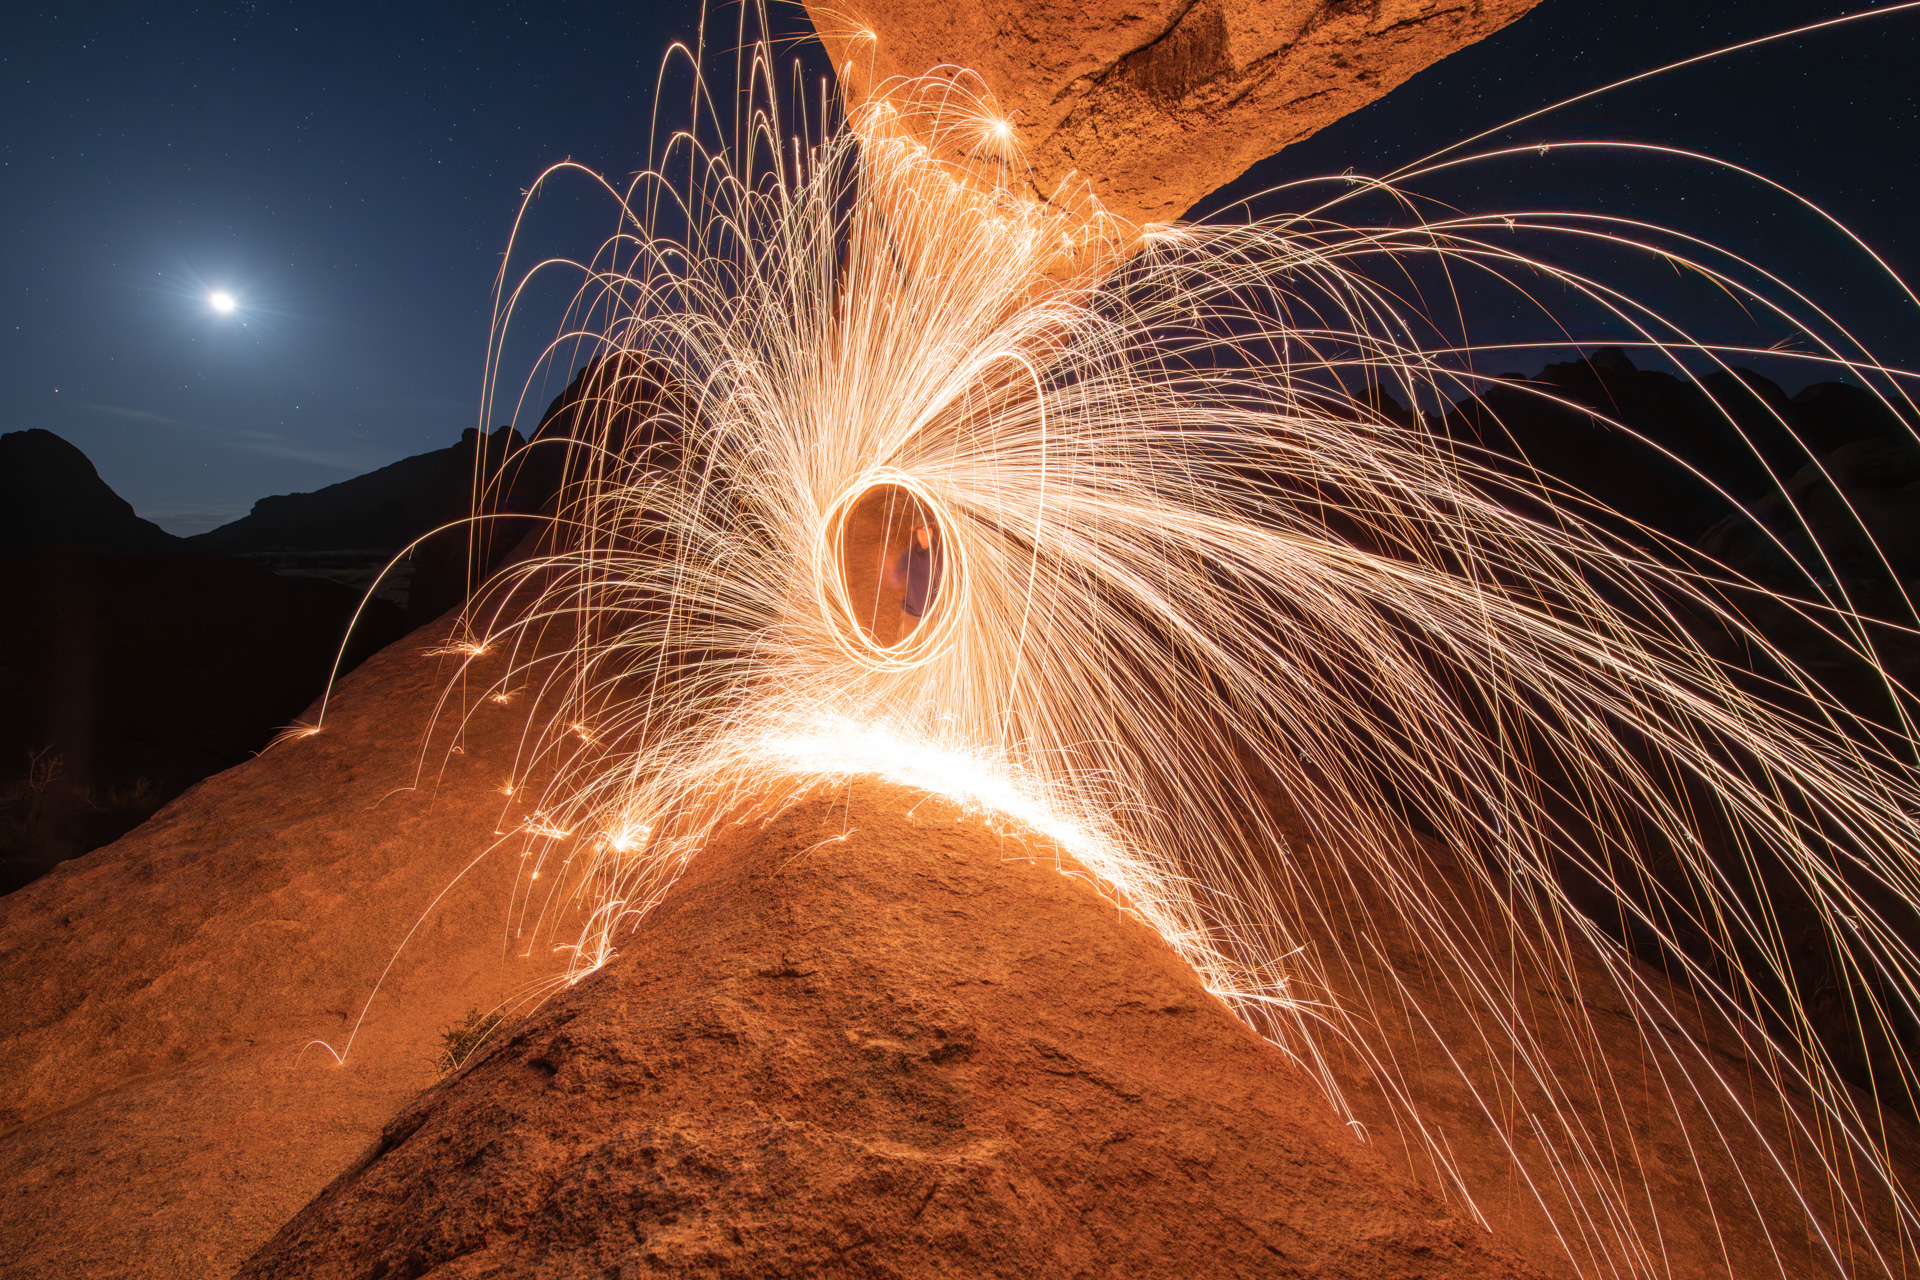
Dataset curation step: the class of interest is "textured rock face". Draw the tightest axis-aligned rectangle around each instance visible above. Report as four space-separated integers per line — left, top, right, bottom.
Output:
807 0 1546 226
225 770 1920 1280
239 781 1548 1280
0 620 559 1279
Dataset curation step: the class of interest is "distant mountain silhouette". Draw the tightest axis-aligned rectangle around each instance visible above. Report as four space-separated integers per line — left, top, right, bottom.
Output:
188 423 563 624
0 428 183 554
189 425 535 555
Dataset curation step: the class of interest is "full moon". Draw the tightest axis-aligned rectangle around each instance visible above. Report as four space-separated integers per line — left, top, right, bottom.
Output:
209 291 236 313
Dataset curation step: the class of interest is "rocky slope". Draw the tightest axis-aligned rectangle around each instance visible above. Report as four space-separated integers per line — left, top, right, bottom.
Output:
236 781 1550 1279
229 774 1920 1280
2 592 1913 1277
0 618 556 1278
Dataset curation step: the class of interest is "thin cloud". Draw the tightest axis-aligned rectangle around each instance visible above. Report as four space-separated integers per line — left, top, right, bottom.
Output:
79 403 188 427
231 439 376 471
81 403 375 472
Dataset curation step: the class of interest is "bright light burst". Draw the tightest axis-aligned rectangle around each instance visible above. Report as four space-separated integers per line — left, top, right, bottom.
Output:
208 290 236 314
404 22 1920 1280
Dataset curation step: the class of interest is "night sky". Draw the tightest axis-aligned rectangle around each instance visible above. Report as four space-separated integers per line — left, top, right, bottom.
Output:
5 0 1917 534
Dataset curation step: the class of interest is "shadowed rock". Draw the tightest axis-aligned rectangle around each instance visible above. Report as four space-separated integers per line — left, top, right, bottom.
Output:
0 546 408 893
1439 349 1911 545
0 430 413 893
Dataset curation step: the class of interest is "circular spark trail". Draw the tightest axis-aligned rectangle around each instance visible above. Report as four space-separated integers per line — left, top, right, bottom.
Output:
424 43 1920 1280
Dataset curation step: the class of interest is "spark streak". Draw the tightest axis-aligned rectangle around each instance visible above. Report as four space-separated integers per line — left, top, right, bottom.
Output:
421 27 1920 1279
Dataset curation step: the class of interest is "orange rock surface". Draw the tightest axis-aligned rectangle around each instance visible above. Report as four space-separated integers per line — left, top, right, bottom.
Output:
238 780 1550 1279
0 622 566 1278
808 0 1546 226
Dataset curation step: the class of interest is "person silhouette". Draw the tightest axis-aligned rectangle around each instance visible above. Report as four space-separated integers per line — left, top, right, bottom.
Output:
888 521 943 639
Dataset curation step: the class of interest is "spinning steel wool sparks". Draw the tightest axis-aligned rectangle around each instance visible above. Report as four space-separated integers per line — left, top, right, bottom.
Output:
331 16 1920 1278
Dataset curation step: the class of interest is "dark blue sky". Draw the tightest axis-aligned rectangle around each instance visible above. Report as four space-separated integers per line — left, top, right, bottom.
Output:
5 1 1917 532
1204 0 1920 401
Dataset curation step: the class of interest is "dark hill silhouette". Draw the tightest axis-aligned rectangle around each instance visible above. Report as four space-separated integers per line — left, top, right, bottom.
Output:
0 428 183 555
1423 350 1917 729
188 425 530 555
1439 349 1908 544
187 424 563 623
1420 352 1920 1118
